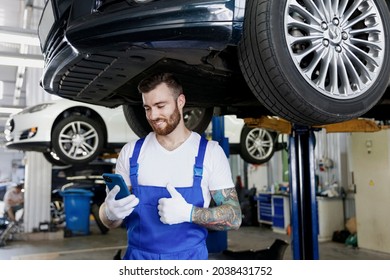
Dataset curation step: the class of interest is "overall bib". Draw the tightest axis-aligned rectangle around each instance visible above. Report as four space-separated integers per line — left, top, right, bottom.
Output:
122 137 209 260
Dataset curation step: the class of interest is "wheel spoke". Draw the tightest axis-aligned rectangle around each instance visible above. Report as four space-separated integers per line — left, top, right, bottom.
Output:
343 6 374 29
247 133 257 143
82 129 98 141
337 53 351 94
304 47 328 79
316 49 332 89
69 144 78 157
301 0 326 21
340 51 362 92
340 0 364 26
287 15 323 34
332 0 340 17
59 135 72 142
329 53 339 93
71 122 80 134
344 43 375 80
289 1 323 25
338 0 349 17
318 0 331 22
79 142 95 154
248 145 262 157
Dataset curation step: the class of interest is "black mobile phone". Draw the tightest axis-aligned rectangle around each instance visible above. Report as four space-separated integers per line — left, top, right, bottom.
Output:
102 173 131 199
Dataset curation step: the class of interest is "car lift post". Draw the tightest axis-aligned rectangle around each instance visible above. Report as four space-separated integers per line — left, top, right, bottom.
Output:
205 116 229 253
211 116 230 156
289 125 319 260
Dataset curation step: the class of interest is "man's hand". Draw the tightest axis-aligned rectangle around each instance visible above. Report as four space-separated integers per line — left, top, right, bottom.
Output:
105 185 139 221
158 184 193 225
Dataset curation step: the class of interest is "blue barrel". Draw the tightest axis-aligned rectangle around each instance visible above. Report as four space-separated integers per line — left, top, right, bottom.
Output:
61 189 94 236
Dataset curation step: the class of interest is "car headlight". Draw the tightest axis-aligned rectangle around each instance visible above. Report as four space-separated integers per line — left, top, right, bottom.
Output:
4 119 14 141
18 102 53 115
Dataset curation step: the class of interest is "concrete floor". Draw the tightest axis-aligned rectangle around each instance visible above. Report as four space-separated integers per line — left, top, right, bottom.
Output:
1 223 390 260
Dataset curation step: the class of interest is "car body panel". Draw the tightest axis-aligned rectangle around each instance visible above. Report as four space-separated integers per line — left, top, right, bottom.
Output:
224 115 244 144
66 1 242 50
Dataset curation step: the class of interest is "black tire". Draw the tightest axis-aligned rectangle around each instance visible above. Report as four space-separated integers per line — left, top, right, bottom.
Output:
43 150 70 166
91 204 109 234
240 126 276 164
123 104 214 137
123 105 151 138
50 198 65 226
239 0 390 126
183 107 214 135
51 115 105 165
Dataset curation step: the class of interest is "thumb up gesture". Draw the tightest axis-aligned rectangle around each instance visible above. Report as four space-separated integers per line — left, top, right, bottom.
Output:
157 184 194 225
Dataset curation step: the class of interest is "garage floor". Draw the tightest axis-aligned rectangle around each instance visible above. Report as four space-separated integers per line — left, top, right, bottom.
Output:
1 223 390 260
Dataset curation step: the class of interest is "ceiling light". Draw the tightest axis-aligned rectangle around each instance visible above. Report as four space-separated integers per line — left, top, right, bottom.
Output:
0 52 43 68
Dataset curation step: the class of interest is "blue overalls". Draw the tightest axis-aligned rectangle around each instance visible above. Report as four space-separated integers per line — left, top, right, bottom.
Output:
122 137 209 260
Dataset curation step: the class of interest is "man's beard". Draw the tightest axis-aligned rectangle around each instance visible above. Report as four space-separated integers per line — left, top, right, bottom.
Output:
148 106 181 136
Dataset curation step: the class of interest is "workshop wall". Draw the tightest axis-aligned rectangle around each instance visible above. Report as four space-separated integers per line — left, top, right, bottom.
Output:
350 130 390 254
314 130 349 196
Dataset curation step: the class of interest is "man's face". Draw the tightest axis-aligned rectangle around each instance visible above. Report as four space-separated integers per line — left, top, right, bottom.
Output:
142 83 182 136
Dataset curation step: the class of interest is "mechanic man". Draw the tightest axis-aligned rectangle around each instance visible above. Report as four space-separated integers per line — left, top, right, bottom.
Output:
99 72 242 260
4 181 24 222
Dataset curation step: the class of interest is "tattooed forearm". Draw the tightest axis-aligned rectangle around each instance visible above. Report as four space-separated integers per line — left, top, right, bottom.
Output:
192 187 242 231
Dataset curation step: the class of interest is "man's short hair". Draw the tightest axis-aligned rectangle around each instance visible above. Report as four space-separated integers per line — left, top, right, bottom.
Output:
137 72 183 99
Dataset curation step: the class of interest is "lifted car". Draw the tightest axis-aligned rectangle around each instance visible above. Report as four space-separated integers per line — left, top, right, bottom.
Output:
38 0 390 136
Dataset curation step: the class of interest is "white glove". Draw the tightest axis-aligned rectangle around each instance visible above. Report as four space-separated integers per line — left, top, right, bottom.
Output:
105 185 139 221
158 184 194 225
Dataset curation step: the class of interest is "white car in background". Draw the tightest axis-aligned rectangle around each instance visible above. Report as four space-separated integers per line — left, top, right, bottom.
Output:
4 98 282 166
4 98 138 166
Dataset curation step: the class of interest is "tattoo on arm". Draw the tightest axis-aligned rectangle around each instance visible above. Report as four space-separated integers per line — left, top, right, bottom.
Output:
192 187 242 231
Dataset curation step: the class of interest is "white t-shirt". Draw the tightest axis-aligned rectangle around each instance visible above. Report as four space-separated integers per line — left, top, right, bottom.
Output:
115 132 234 207
4 187 24 211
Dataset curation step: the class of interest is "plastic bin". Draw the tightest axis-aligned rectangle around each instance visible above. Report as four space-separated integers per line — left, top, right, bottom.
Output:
61 189 94 236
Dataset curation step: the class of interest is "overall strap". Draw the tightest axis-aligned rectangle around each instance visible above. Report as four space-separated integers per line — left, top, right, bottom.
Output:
129 137 145 185
193 137 208 187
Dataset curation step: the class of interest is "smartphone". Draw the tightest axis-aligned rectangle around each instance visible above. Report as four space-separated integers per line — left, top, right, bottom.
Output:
102 173 131 200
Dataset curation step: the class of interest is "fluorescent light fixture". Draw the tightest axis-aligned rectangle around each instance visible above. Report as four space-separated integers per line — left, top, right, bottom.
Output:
0 52 43 68
0 26 40 46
